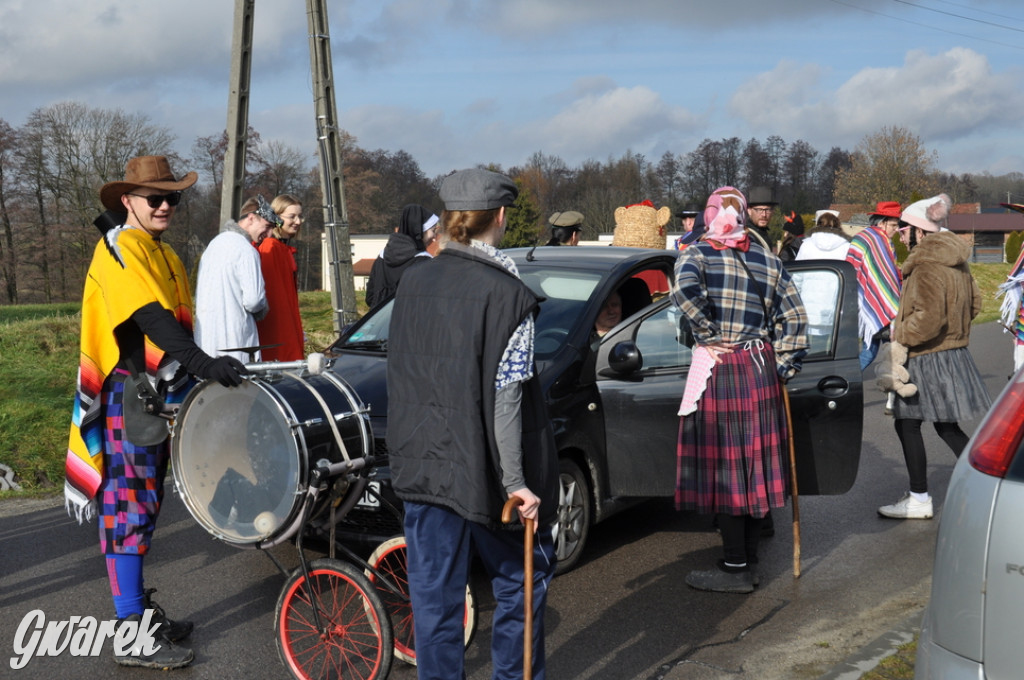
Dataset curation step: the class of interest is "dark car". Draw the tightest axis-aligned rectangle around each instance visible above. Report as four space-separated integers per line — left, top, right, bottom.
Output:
326 246 864 573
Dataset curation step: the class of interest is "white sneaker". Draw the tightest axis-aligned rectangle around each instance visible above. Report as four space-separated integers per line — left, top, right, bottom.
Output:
878 493 933 519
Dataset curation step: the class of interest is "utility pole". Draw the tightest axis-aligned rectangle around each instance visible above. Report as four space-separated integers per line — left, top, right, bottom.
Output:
306 0 357 332
221 0 254 226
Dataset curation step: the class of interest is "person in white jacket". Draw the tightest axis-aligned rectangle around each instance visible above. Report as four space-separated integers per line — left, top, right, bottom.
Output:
195 195 279 362
796 211 850 261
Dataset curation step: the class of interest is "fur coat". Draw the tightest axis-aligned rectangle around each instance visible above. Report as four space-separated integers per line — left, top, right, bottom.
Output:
893 231 981 358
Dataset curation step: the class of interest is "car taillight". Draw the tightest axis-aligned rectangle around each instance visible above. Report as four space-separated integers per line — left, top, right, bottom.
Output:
968 379 1024 478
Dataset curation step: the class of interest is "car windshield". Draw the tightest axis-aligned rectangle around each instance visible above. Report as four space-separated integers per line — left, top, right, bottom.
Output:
338 267 603 359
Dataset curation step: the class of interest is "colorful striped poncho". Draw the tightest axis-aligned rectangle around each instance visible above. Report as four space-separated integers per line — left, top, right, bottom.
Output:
845 225 902 346
65 226 193 523
998 247 1024 345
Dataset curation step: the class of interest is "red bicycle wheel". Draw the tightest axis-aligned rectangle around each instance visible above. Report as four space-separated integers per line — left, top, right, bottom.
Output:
366 535 476 666
276 558 393 680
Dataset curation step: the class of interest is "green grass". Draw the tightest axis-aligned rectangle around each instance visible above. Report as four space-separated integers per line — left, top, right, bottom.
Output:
861 638 917 680
0 291 364 497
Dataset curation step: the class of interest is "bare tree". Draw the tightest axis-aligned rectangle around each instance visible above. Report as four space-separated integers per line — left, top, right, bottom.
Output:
782 139 819 211
834 126 939 205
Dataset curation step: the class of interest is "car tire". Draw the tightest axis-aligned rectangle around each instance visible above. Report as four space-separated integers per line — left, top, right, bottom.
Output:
554 457 591 575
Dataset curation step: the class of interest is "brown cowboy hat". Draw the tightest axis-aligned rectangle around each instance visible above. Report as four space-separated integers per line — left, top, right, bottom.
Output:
100 156 198 211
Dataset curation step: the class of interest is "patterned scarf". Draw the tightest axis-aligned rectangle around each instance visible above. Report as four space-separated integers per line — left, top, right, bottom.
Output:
845 226 901 345
703 186 750 251
469 240 536 390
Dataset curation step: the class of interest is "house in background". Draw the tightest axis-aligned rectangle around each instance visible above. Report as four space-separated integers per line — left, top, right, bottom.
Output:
829 202 1024 264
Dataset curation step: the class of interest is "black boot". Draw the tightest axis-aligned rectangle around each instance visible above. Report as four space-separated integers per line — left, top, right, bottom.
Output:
144 588 194 642
685 561 754 594
112 613 194 669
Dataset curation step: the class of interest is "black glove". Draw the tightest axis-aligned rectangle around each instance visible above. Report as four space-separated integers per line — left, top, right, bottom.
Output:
203 356 248 387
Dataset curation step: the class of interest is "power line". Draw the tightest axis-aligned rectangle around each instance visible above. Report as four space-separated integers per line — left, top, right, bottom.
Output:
890 0 1024 33
828 0 1024 51
924 0 1024 24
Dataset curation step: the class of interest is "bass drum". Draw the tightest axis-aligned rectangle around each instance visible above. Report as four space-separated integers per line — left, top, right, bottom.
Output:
171 371 372 548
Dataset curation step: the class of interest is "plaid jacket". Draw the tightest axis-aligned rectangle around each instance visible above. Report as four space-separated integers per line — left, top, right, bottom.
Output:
672 240 808 376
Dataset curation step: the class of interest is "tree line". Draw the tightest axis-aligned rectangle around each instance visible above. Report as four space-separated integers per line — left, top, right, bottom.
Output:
1 101 1021 305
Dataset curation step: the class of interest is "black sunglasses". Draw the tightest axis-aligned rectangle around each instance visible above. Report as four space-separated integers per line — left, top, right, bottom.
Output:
128 191 182 208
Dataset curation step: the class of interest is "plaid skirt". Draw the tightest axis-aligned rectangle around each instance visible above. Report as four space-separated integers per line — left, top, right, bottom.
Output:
675 342 789 518
98 370 169 555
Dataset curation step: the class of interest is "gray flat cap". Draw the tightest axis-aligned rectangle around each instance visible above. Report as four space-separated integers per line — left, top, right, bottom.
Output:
440 169 518 211
549 210 584 228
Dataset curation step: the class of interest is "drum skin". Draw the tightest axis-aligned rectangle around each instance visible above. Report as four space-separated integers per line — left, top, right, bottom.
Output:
171 371 372 547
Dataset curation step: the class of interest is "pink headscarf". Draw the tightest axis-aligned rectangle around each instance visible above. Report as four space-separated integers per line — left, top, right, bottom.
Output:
703 186 749 251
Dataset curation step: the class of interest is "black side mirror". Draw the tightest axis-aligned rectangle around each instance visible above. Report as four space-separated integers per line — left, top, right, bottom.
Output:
608 341 643 375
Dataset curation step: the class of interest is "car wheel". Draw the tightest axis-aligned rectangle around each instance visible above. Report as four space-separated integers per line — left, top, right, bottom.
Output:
554 457 591 575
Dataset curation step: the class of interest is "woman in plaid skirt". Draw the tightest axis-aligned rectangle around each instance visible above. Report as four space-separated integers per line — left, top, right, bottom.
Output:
671 186 809 594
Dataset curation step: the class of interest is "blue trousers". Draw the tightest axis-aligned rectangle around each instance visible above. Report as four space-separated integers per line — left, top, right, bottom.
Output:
859 337 881 371
404 501 556 680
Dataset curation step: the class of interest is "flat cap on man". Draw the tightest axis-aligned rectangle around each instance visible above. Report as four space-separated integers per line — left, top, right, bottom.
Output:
549 211 584 228
440 169 519 211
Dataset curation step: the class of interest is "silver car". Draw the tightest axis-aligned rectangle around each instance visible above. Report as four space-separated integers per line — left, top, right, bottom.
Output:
915 372 1024 679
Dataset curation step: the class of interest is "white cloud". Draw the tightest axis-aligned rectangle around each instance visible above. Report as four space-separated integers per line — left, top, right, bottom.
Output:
728 48 1024 153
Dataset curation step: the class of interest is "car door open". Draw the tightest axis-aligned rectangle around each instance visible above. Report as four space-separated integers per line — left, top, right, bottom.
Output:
594 259 863 499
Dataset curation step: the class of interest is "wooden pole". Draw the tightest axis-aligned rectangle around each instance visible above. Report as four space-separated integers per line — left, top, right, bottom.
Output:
782 386 801 578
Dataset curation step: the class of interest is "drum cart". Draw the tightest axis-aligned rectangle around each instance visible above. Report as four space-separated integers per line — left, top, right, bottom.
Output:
170 354 475 680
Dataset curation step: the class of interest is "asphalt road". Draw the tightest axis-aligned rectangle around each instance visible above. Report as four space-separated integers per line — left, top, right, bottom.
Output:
0 322 1012 680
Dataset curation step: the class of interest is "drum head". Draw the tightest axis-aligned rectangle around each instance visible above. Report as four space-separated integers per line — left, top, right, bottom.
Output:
172 380 301 545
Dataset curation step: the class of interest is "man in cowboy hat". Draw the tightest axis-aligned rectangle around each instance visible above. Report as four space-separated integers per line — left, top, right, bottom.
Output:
545 210 584 246
845 201 903 373
194 195 279 362
66 155 249 669
745 186 778 250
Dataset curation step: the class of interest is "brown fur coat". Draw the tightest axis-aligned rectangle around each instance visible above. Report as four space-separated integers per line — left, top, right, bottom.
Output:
893 231 981 358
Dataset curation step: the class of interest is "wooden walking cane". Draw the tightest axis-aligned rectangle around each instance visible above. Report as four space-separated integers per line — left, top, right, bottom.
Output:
781 385 801 578
502 496 534 680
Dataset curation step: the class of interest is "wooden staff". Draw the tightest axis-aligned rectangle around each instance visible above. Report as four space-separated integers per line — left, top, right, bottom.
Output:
502 496 534 680
781 385 801 578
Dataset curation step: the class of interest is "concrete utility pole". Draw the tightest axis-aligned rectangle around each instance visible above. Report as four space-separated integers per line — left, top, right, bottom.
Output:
221 0 254 226
306 0 357 331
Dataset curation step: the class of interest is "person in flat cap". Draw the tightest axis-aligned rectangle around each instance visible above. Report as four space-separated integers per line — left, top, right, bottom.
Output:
66 156 249 670
387 167 558 679
545 210 584 246
195 194 279 363
745 186 778 250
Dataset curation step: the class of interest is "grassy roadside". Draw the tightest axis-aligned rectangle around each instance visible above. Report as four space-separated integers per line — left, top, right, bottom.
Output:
0 262 1011 497
0 291 356 497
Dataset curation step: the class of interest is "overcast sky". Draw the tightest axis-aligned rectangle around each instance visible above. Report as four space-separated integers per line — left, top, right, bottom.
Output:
2 0 1023 180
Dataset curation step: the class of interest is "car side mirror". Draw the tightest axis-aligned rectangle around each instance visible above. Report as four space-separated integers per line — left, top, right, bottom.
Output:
607 340 643 375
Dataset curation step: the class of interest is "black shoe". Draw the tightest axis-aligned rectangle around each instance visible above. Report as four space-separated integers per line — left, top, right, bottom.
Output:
112 614 194 669
144 588 194 642
685 563 754 594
